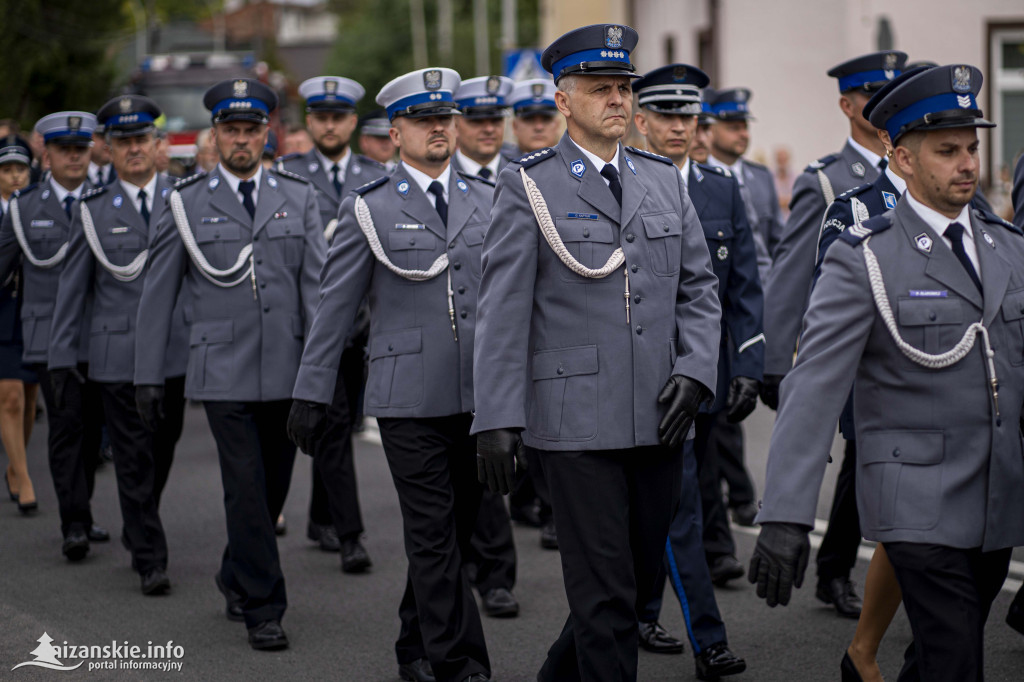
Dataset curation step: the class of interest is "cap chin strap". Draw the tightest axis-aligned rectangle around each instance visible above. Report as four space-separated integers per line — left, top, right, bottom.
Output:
169 190 253 288
80 202 147 281
9 196 68 269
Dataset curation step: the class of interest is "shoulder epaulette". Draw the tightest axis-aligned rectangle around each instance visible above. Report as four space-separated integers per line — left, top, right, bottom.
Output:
355 154 386 170
275 152 301 164
353 175 388 196
81 185 108 202
838 214 891 245
274 168 310 184
13 183 38 198
457 170 495 187
695 161 731 178
173 171 208 190
973 207 1023 235
835 183 871 202
742 158 769 172
516 147 555 168
625 146 673 165
805 153 840 172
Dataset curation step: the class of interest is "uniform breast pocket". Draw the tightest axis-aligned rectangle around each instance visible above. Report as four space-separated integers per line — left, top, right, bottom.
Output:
896 297 965 370
552 218 616 282
999 288 1024 367
700 218 734 278
28 227 65 256
387 230 438 271
858 430 944 532
195 224 243 271
188 319 234 392
366 328 423 409
103 230 143 263
528 344 599 441
461 223 486 278
642 211 682 276
89 313 131 374
265 220 304 266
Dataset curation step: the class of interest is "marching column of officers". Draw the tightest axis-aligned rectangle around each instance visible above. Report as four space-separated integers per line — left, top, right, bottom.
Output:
3 19 1024 682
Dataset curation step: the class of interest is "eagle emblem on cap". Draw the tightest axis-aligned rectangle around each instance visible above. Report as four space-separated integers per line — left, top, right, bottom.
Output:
233 80 248 98
952 66 971 93
325 79 338 94
486 76 501 95
672 66 688 82
884 53 898 71
531 83 545 98
735 90 747 103
424 70 442 91
605 25 624 49
119 97 132 113
67 116 81 131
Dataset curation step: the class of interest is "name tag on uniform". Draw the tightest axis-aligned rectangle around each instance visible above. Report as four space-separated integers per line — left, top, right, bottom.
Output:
111 226 130 234
909 290 947 298
30 219 54 227
394 223 425 230
201 216 228 224
567 212 598 220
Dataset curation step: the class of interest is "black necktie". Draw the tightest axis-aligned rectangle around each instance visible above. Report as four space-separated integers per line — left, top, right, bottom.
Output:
331 164 342 197
238 180 256 220
477 167 492 181
138 189 150 226
427 180 447 226
878 157 888 172
600 163 622 206
63 195 74 219
945 222 982 293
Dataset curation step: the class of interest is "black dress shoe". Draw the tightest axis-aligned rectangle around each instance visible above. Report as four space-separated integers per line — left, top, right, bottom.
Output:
638 620 684 654
708 555 745 586
214 573 245 622
816 578 863 619
481 587 519 618
695 642 746 680
340 538 372 573
1006 588 1024 635
510 502 543 528
398 658 436 682
307 521 341 552
841 652 864 682
462 675 490 682
140 568 171 595
540 520 559 550
730 502 758 527
88 524 110 542
248 620 288 651
62 528 90 562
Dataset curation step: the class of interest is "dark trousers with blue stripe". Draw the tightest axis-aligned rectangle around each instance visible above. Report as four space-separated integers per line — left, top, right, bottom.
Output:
639 440 728 653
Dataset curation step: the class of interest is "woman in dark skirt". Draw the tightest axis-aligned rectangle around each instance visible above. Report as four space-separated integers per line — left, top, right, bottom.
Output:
0 134 40 513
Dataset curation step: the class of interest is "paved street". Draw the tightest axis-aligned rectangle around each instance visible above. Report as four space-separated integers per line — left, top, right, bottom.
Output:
1 403 1021 680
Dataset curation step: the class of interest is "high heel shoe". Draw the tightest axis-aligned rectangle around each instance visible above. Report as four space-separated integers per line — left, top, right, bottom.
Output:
841 652 864 682
18 498 38 514
5 470 17 501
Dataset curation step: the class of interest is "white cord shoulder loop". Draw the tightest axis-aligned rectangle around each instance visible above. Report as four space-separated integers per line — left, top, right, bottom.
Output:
169 190 253 288
353 195 448 281
9 196 69 269
80 201 148 282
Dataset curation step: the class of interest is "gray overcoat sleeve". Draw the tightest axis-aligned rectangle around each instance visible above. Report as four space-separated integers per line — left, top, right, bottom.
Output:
298 183 327 332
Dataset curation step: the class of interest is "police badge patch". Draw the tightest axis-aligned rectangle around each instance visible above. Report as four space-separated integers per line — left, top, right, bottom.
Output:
982 230 995 248
952 66 971 93
625 157 636 175
884 53 898 71
457 179 468 193
120 97 132 113
824 217 846 233
851 162 865 178
396 179 410 196
531 83 545 99
325 80 338 97
915 233 933 252
308 162 319 174
486 76 501 95
570 159 586 178
113 195 123 208
424 70 442 91
672 66 687 82
233 80 248 98
605 25 624 48
67 116 81 131
882 191 897 209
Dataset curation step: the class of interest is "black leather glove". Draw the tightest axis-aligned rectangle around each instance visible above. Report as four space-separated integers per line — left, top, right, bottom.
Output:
135 385 165 432
50 367 85 411
476 428 525 495
657 375 709 450
287 399 329 455
748 522 811 607
759 374 783 411
726 376 761 423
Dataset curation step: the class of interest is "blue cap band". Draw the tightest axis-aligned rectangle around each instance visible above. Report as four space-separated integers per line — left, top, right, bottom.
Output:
456 96 507 109
106 112 156 127
551 48 630 79
42 129 93 142
710 101 749 115
885 92 978 141
306 94 356 107
212 98 270 116
838 69 901 92
513 99 557 112
386 91 456 120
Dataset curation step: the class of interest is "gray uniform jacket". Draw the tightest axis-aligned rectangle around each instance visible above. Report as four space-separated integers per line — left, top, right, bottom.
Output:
134 167 325 401
757 198 1024 552
49 177 190 381
277 150 387 231
292 162 495 416
0 181 92 365
763 141 880 375
471 134 722 451
738 159 784 284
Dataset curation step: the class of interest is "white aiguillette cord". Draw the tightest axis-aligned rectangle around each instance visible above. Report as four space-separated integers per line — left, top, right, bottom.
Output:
9 196 68 269
80 201 148 282
169 190 254 289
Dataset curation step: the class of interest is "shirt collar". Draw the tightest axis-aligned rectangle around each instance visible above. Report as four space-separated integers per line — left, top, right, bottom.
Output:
679 157 691 189
454 149 500 178
567 135 621 177
49 177 84 203
402 160 452 200
904 190 973 240
217 163 263 196
884 166 907 195
847 136 883 170
316 146 351 177
118 173 158 204
707 154 743 184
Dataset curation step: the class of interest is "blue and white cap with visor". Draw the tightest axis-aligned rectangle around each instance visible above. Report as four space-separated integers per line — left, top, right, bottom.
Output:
377 68 462 121
456 76 514 119
299 76 365 113
35 111 96 147
95 95 162 138
541 24 641 82
202 78 278 124
827 50 908 94
707 88 754 122
634 64 710 115
510 79 558 117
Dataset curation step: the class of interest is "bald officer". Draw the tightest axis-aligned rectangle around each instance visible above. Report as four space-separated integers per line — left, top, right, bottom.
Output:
289 68 493 682
134 79 325 651
278 76 383 571
750 64 1024 682
473 25 721 682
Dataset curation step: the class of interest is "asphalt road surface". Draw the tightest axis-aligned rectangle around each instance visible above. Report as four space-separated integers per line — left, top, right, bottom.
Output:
2 403 1022 680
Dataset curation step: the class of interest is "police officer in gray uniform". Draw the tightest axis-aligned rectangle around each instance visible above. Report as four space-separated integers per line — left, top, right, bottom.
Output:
277 76 383 570
759 50 908 619
750 64 1024 682
0 112 106 561
134 78 325 651
49 95 188 595
288 68 493 682
472 25 721 682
